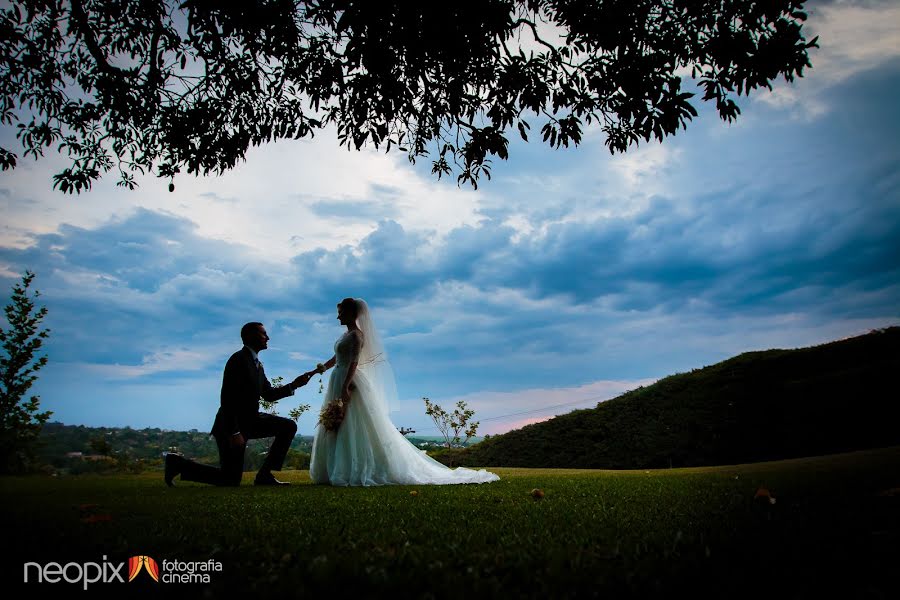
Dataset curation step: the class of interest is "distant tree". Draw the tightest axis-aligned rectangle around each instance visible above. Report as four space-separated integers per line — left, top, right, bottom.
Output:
1 1 817 192
284 449 311 470
423 397 480 449
89 435 112 456
0 271 53 473
117 450 146 474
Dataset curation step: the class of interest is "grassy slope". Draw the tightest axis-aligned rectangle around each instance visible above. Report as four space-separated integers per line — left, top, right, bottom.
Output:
443 327 900 469
2 446 899 598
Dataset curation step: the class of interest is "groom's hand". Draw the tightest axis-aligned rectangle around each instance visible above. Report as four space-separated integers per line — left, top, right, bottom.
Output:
290 373 312 390
229 433 245 448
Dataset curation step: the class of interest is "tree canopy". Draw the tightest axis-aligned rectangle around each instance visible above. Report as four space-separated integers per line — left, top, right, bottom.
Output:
1 0 817 192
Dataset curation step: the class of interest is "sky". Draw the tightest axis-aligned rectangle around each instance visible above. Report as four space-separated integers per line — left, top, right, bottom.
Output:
1 0 898 437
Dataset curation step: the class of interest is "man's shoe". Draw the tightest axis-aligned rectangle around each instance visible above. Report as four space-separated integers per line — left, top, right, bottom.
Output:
254 471 290 486
164 453 182 487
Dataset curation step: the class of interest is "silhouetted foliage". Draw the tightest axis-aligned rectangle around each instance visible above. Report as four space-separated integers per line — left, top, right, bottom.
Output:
440 327 900 469
1 0 817 191
423 396 479 448
261 375 311 422
0 271 52 473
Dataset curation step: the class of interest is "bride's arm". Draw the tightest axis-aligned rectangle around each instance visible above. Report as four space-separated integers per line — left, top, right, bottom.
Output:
339 332 362 403
340 355 360 402
340 361 358 404
307 356 335 380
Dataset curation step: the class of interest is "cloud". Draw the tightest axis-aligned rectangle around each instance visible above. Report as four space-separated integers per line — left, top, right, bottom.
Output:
608 143 683 194
309 199 399 221
0 126 485 263
413 379 658 436
77 346 219 379
9 128 896 378
303 153 899 317
0 208 288 368
198 192 239 204
755 0 900 118
806 1 900 85
755 86 829 121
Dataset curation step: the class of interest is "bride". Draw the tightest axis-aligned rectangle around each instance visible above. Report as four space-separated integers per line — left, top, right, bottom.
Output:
309 298 499 486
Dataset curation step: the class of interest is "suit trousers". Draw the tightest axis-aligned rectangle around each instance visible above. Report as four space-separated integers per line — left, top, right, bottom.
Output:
178 413 297 486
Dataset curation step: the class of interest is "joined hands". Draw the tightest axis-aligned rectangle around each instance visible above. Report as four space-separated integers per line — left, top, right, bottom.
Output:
290 371 316 390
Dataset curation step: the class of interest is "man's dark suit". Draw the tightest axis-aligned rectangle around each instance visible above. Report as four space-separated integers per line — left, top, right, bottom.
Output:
176 347 297 486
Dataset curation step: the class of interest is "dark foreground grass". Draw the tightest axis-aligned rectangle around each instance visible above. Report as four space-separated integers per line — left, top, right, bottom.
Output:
2 447 899 599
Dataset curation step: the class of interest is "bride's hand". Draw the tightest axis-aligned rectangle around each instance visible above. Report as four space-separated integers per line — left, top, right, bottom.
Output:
340 387 352 404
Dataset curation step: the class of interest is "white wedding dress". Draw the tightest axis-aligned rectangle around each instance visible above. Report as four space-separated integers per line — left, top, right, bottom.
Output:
309 302 499 486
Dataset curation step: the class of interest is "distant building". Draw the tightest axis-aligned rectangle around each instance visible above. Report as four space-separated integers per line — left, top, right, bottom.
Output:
65 452 113 462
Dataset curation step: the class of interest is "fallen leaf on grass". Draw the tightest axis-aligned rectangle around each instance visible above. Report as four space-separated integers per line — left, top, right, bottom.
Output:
754 487 776 505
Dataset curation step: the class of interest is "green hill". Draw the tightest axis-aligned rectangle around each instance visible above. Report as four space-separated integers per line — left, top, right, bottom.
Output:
437 327 900 469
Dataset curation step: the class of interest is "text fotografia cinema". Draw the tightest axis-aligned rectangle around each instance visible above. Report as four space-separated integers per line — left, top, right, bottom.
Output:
23 557 223 587
158 559 223 583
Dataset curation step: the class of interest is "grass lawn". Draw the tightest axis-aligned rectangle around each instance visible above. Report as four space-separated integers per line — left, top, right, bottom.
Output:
2 446 898 598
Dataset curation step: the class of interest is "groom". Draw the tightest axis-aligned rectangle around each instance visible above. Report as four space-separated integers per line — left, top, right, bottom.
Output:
165 322 314 487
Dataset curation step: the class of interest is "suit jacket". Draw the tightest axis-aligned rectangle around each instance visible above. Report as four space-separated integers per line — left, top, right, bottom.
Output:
211 347 294 437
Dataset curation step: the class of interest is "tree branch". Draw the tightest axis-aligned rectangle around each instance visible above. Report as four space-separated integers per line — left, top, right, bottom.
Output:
145 8 163 96
511 17 559 57
69 0 135 79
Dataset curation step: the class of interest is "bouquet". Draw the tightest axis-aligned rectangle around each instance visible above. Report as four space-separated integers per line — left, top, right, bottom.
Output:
318 400 345 432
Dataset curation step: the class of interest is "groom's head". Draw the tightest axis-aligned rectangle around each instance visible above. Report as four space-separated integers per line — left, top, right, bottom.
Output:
241 322 269 351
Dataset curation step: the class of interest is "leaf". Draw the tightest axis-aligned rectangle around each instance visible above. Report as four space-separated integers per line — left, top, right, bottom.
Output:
517 122 528 141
